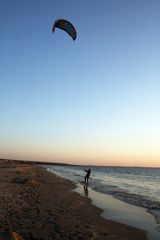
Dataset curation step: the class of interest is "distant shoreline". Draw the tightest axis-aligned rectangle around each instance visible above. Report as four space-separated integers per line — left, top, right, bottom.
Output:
0 158 72 166
0 158 160 169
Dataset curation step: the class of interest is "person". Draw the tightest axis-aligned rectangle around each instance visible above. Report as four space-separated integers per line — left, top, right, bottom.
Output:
84 168 91 183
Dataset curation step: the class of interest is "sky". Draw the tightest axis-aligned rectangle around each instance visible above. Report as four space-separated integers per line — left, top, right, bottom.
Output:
1 0 160 167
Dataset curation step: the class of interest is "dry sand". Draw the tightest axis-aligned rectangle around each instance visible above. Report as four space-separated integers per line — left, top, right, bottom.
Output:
0 160 147 239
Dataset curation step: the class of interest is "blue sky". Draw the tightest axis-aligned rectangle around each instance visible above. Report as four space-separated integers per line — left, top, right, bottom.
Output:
1 0 160 166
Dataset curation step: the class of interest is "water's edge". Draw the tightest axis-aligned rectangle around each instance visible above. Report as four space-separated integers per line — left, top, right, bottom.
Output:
74 183 160 240
46 167 160 240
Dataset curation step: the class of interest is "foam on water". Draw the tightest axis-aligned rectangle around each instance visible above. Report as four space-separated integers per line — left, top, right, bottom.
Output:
45 164 160 232
46 165 160 203
75 185 160 240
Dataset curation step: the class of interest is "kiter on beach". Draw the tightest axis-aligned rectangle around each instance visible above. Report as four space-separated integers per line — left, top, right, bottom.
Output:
84 168 91 183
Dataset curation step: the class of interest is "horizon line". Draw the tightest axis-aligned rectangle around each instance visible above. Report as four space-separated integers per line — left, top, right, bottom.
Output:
0 158 160 169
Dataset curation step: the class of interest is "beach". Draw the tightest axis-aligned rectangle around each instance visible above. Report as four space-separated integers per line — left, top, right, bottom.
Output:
0 160 147 240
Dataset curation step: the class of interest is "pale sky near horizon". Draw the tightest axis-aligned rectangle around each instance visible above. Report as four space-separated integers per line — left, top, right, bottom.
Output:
1 0 160 167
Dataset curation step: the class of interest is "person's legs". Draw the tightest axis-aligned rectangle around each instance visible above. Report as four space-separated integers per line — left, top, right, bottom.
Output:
85 174 89 183
84 176 87 182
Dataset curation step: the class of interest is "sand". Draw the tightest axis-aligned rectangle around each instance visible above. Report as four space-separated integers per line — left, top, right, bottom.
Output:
0 160 147 240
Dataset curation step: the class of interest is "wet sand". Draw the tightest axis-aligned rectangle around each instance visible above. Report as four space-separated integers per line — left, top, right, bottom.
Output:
75 185 160 240
0 160 147 239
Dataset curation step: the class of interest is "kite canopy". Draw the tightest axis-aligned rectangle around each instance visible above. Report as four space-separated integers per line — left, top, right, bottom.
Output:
52 19 77 41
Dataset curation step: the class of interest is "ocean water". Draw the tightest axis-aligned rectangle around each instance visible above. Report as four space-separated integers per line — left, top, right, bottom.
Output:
46 165 160 210
45 164 160 238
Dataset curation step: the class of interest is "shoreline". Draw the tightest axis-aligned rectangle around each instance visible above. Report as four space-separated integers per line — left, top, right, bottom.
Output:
74 184 159 240
0 160 147 239
46 167 160 240
45 165 160 223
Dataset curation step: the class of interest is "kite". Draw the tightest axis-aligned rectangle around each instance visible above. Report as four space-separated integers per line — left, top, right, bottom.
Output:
52 19 77 41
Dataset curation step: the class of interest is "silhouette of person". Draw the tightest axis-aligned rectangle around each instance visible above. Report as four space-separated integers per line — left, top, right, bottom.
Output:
84 168 91 183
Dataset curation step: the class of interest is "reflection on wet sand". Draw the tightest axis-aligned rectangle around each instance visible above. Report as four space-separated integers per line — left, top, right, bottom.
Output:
83 182 89 197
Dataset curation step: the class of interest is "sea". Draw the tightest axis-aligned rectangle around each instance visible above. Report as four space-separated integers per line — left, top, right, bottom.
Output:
45 164 160 238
